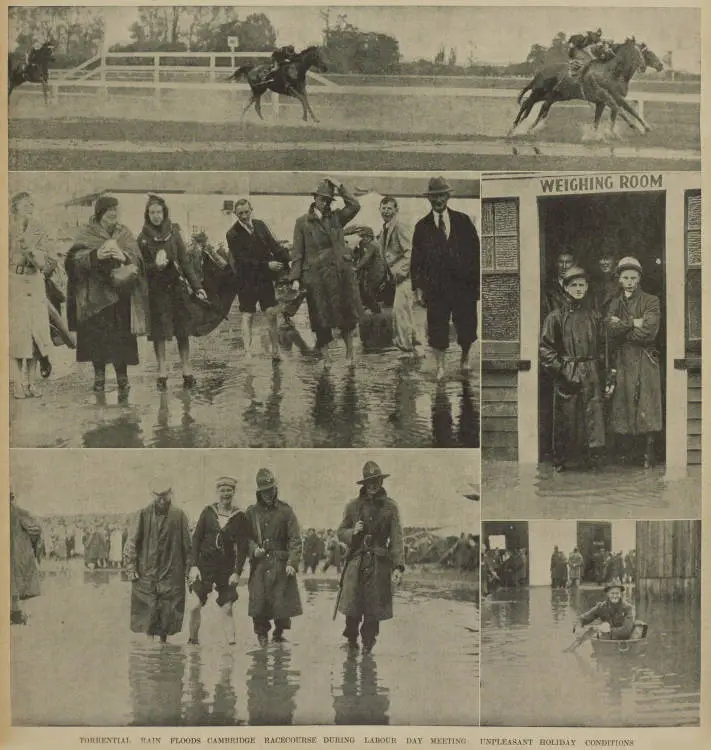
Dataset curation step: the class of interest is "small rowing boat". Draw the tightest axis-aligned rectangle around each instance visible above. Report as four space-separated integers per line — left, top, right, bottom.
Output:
590 620 648 656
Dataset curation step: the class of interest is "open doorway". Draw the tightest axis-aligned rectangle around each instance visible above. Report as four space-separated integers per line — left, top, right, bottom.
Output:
576 521 612 583
482 521 530 586
537 191 667 465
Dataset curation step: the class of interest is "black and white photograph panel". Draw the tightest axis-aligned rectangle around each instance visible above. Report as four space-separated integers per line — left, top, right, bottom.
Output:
480 171 701 518
8 171 480 449
480 520 701 727
9 449 480 726
8 5 700 172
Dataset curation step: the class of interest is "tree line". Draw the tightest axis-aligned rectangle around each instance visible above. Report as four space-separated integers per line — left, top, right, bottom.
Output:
9 7 693 79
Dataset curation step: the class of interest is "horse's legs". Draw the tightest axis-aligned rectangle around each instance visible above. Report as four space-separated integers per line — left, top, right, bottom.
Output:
289 88 310 122
510 92 540 133
302 92 319 123
528 96 555 132
240 94 256 124
611 93 651 133
593 101 606 130
41 79 49 105
254 94 265 121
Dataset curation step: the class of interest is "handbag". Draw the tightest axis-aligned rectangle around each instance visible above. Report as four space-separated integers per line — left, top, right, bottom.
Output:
110 263 140 291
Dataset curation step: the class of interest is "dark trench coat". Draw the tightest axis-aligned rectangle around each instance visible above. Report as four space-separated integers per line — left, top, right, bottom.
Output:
11 503 41 602
291 194 363 333
540 300 606 458
606 288 663 435
337 488 404 621
246 496 303 620
124 502 192 637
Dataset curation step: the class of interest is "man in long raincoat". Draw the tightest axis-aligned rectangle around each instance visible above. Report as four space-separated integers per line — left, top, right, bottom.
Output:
245 469 303 647
606 256 663 468
540 265 606 471
337 461 404 655
124 479 192 643
10 491 41 625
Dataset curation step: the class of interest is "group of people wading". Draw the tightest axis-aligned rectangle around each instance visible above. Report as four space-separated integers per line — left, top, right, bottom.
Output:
123 462 404 655
9 176 479 398
540 252 662 472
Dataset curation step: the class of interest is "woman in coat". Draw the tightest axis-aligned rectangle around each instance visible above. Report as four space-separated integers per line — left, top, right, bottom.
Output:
9 192 52 398
65 196 149 396
606 256 663 468
137 195 208 391
10 492 41 625
337 461 404 655
290 178 363 369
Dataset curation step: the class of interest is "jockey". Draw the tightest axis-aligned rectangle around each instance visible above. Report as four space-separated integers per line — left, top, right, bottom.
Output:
25 39 44 69
266 44 296 80
566 28 615 80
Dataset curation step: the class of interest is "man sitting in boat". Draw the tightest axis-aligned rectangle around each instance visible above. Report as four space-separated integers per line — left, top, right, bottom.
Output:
574 577 635 640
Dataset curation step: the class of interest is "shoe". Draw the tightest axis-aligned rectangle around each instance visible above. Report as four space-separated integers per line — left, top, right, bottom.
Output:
10 610 27 625
182 374 196 389
39 356 52 379
187 637 199 645
157 377 168 392
257 634 269 648
273 631 287 643
25 384 41 398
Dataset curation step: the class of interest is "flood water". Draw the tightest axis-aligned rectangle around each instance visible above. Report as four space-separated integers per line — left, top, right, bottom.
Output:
10 310 479 449
481 586 700 726
482 460 701 519
12 563 478 726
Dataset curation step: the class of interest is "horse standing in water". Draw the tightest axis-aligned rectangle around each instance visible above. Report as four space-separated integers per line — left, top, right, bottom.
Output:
8 41 55 103
510 39 663 137
228 46 328 124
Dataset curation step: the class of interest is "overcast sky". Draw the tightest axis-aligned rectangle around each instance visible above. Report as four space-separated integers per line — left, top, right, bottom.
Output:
102 5 701 72
11 450 480 530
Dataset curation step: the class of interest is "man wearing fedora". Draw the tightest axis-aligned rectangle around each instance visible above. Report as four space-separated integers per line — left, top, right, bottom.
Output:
245 469 303 647
540 264 606 471
574 577 635 641
226 197 290 361
187 476 253 646
411 176 480 380
606 256 662 468
336 461 404 655
290 178 362 369
124 479 192 644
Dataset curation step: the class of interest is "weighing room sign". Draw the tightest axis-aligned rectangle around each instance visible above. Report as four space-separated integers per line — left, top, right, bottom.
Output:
539 173 664 194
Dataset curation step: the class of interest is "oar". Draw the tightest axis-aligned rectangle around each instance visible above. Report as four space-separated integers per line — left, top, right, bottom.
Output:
563 622 599 653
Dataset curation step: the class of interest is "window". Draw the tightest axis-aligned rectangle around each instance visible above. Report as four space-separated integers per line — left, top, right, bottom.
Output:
482 198 520 341
685 190 701 352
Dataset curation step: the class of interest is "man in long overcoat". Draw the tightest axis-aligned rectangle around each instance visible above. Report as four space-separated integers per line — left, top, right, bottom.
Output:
124 479 192 643
336 461 404 655
411 176 480 380
10 491 41 625
606 256 663 468
246 469 303 647
290 178 362 368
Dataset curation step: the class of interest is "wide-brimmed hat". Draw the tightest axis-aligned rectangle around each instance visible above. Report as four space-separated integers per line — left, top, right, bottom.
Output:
313 179 336 200
423 176 454 196
562 265 588 286
216 476 237 490
256 468 277 491
149 478 172 497
604 577 624 592
356 461 390 484
616 256 643 275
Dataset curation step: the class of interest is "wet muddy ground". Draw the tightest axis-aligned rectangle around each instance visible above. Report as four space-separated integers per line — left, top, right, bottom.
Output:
11 564 479 726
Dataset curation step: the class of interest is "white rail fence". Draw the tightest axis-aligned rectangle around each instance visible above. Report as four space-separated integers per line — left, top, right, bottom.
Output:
22 51 701 120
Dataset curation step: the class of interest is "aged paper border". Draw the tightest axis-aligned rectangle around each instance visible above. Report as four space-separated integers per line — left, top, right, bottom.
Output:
1 0 708 748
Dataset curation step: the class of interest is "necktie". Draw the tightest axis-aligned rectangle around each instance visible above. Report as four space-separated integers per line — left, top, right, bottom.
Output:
382 222 389 249
438 213 447 240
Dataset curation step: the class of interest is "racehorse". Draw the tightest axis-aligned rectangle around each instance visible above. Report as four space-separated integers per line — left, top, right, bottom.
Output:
228 46 328 124
510 39 663 137
8 41 55 103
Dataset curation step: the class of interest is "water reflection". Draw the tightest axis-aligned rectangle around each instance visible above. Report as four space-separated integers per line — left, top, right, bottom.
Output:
246 647 300 725
10 316 480 448
129 643 186 726
333 654 390 725
481 586 700 726
483 460 701 519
